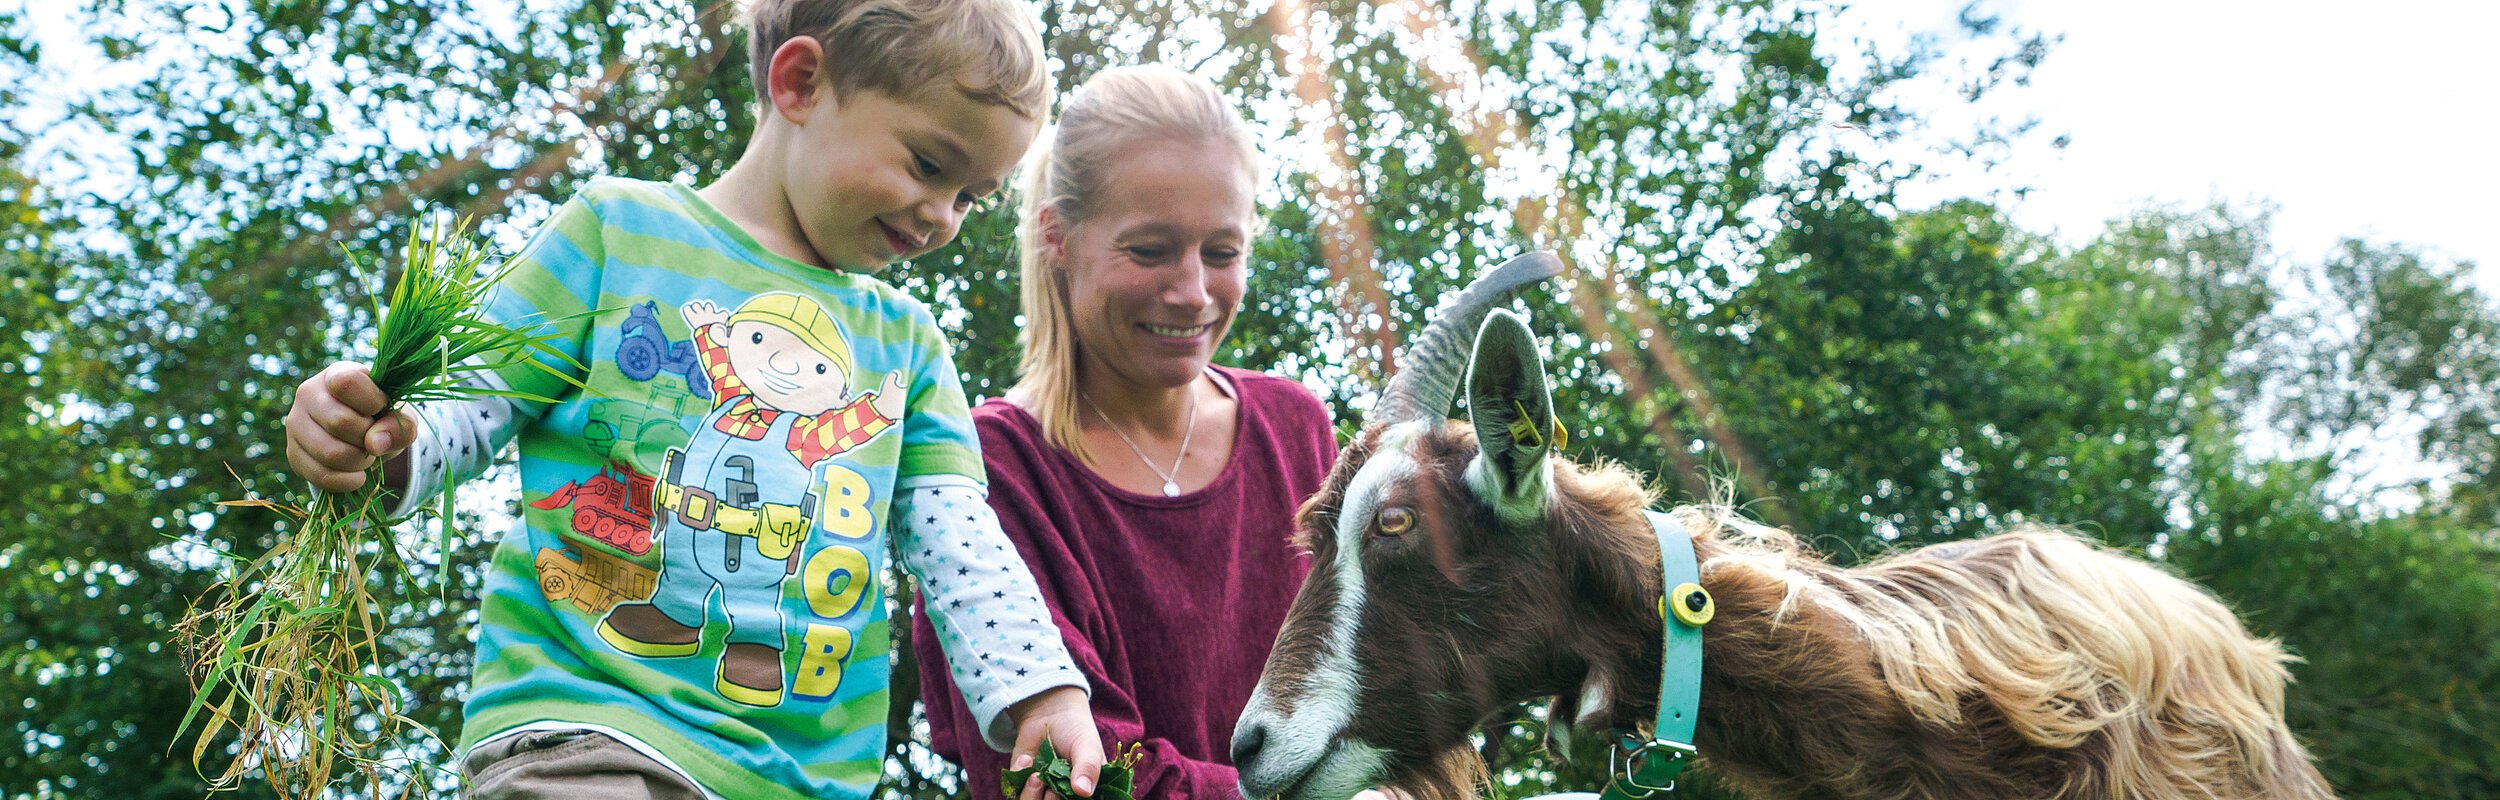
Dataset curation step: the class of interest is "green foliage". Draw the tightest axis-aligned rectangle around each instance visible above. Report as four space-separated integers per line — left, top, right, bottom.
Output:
1000 738 1144 800
3 1 2495 799
2169 450 2500 798
173 221 591 798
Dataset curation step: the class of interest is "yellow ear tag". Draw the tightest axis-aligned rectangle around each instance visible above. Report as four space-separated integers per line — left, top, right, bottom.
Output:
1506 400 1545 449
1504 401 1570 451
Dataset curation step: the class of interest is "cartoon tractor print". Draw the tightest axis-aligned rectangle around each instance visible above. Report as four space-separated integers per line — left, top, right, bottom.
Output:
583 398 697 468
616 301 711 400
530 462 660 555
537 546 659 615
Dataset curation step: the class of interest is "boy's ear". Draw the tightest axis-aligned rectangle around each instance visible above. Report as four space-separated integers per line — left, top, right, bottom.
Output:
767 36 831 123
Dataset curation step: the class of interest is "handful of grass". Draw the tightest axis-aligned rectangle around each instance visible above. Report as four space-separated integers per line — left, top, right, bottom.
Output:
175 219 583 797
1003 738 1146 800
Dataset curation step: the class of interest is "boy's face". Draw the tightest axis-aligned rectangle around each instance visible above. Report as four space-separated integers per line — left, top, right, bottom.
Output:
780 85 1039 273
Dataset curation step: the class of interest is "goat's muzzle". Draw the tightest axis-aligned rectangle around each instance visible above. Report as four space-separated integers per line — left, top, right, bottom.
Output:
1233 680 1388 800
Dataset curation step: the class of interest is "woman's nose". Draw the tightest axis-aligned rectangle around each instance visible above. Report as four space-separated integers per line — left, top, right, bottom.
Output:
1163 252 1213 309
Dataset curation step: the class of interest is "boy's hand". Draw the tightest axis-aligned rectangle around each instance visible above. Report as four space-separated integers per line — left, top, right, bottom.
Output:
285 362 415 493
1007 686 1102 800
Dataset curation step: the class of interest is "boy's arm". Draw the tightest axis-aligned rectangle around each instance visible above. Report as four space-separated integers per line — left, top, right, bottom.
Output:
382 370 522 518
383 191 607 514
894 485 1089 752
888 316 1087 751
912 469 1248 800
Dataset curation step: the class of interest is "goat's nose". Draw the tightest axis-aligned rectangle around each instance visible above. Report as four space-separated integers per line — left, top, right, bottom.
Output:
1230 721 1267 769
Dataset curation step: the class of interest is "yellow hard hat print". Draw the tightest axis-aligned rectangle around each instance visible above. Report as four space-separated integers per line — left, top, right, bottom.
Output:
728 293 853 377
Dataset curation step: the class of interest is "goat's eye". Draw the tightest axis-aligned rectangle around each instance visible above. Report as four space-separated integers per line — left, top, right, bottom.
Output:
1376 506 1415 535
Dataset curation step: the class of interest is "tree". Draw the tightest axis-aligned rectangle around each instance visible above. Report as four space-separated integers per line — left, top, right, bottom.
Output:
27 1 2491 799
1 1 747 795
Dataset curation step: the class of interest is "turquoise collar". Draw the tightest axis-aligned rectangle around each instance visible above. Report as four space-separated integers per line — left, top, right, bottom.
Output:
1601 510 1710 799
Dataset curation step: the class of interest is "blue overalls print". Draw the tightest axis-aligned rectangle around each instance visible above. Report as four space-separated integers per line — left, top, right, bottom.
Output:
650 406 816 651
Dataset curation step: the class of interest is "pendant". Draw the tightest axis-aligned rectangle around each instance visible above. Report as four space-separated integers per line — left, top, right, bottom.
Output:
1161 480 1181 497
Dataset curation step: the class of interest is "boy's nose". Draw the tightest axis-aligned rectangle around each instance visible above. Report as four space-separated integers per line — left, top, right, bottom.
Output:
914 197 960 241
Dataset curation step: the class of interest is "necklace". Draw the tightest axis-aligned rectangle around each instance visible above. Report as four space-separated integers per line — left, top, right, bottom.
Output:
1081 383 1198 497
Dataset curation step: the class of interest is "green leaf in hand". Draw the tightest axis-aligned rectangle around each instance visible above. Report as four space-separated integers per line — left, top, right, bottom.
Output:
1001 738 1146 800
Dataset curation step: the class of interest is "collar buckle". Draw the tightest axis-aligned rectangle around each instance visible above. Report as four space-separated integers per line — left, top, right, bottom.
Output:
1606 735 1695 798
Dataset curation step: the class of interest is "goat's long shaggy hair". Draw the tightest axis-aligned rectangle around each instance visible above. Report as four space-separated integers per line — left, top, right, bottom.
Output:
1677 506 2334 799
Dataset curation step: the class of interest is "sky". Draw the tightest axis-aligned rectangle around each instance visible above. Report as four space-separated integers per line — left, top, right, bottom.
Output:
1861 0 2499 292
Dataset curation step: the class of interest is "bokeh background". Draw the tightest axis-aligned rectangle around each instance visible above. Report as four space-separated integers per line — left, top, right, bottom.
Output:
3 0 2494 798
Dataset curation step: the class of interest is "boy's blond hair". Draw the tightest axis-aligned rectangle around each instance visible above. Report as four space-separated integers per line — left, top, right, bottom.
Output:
1013 65 1263 464
744 0 1050 118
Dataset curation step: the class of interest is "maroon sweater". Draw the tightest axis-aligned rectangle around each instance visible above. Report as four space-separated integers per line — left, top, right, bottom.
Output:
912 367 1337 798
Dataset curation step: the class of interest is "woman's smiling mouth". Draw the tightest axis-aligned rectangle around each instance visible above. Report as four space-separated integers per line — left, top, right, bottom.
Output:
1141 322 1213 339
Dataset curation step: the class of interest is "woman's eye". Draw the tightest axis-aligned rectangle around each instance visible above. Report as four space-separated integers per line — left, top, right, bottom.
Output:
1206 248 1242 264
1376 506 1415 535
1126 246 1169 261
816 364 828 375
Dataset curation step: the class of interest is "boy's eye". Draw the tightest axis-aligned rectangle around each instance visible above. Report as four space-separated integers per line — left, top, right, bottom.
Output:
816 364 828 375
751 332 765 345
913 154 941 178
955 192 980 212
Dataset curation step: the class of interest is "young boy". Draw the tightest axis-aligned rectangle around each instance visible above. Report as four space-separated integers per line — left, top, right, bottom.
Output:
280 0 1106 797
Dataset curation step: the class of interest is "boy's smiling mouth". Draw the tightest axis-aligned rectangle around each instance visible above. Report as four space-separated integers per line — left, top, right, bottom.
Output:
876 219 925 257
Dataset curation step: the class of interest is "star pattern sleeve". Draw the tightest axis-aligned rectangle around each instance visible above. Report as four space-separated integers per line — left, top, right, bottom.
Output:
894 484 1089 753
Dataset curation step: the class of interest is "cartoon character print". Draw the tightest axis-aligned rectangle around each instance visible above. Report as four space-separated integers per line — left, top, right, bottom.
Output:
595 293 905 707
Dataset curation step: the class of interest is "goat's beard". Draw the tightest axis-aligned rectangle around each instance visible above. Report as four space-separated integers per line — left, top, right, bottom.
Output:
1376 743 1491 800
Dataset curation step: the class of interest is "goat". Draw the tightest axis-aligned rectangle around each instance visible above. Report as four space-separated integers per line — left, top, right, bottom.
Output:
1229 254 2333 800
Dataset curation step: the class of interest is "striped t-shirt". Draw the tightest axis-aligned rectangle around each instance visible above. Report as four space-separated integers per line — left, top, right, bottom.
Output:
400 178 1081 798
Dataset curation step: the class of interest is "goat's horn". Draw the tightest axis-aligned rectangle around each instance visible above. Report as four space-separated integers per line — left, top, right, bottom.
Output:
1372 251 1566 425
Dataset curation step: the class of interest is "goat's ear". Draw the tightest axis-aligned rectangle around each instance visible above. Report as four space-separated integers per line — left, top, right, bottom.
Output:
1466 309 1557 522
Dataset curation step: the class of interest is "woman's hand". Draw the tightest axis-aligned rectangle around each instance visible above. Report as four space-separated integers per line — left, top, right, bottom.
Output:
284 362 414 492
1008 685 1105 799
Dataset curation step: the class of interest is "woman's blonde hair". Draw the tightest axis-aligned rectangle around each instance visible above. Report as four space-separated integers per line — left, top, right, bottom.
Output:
1013 64 1262 463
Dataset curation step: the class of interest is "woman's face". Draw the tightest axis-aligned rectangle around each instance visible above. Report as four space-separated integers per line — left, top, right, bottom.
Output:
1054 136 1256 392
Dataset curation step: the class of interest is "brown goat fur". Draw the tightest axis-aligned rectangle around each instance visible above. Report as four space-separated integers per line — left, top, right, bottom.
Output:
1257 421 2334 800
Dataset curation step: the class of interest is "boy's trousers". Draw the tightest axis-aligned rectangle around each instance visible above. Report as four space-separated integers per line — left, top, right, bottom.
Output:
461 729 706 799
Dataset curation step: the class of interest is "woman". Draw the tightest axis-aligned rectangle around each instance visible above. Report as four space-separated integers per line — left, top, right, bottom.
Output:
909 65 1353 799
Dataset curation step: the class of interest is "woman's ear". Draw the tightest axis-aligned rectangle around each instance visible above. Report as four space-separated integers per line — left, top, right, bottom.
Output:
767 37 832 125
1037 207 1069 266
